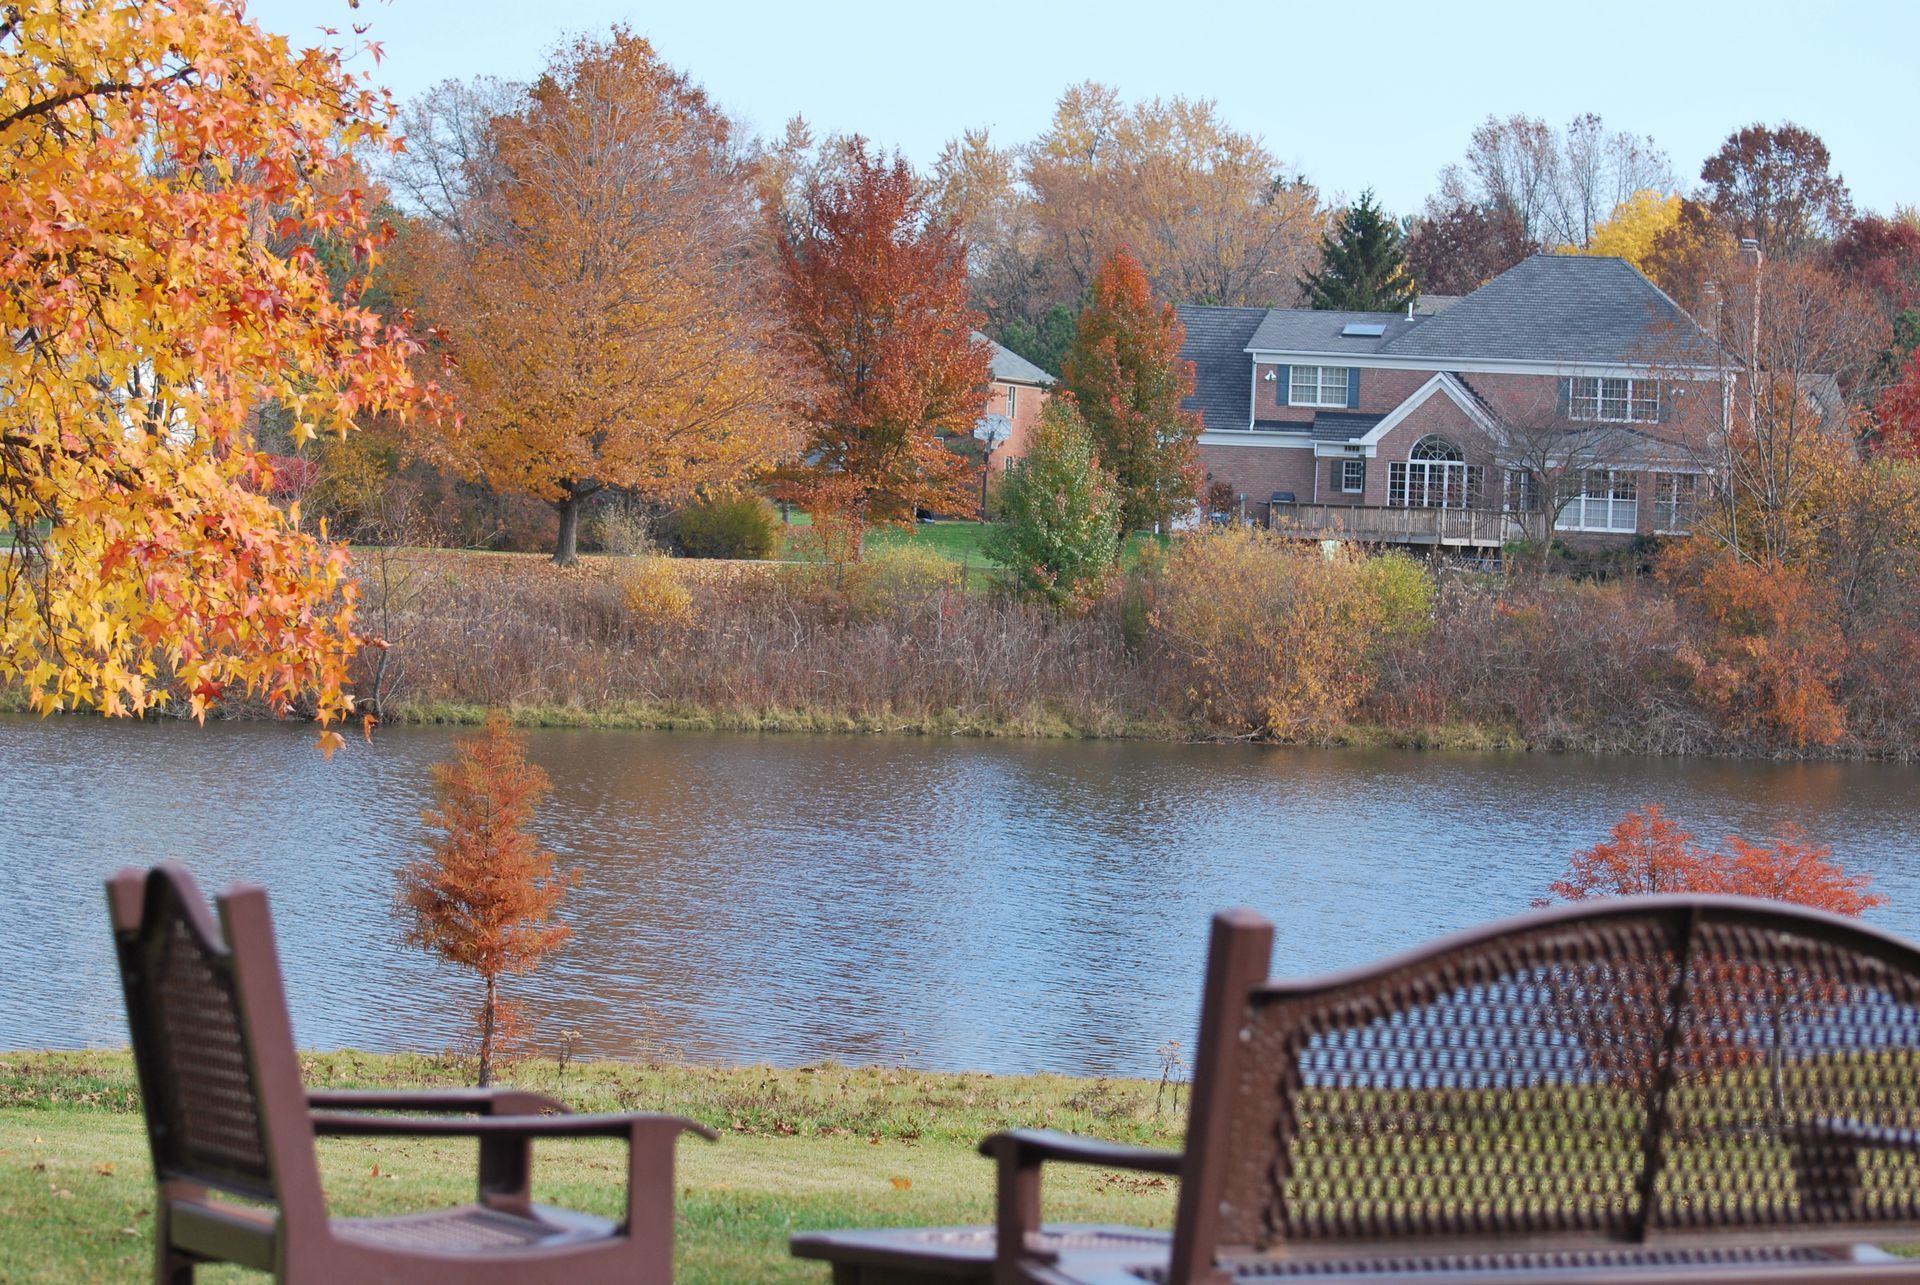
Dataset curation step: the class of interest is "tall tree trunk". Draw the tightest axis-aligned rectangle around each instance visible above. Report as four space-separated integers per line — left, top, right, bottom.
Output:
478 974 496 1088
554 492 584 567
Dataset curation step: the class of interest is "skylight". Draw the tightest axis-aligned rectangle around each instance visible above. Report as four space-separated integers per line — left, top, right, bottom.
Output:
1341 323 1387 338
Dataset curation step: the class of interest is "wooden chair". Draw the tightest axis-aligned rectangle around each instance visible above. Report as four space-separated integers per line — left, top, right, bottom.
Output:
108 862 715 1283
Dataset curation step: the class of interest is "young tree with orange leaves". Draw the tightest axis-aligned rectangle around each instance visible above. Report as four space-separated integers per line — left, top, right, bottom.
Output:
772 138 988 533
400 31 796 565
2 0 440 742
397 713 572 1087
1540 804 1883 917
1064 249 1202 531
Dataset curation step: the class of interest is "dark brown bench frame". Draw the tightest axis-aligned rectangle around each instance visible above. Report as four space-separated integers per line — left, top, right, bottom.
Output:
797 896 1920 1283
109 862 716 1283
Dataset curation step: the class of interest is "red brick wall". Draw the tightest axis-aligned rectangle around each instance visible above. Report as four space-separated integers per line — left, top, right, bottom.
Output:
1198 445 1318 509
985 379 1051 469
1250 362 1437 422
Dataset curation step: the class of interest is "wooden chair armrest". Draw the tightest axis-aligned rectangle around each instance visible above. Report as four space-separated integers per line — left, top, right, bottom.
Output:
1784 1118 1920 1152
309 1109 716 1140
306 1087 569 1116
309 1108 716 1222
979 1130 1183 1275
978 1129 1183 1175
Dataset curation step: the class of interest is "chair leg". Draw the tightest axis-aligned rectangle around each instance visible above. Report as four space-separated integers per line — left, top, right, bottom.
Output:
153 1207 193 1283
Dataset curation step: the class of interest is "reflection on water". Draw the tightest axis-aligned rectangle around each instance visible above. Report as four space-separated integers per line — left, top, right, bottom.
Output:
2 715 1917 1077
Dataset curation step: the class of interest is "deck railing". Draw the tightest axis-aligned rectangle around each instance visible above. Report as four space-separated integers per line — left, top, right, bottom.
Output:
1268 502 1529 547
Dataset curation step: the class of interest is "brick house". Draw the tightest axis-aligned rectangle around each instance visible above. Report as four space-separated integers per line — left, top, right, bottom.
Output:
1180 255 1728 550
973 332 1056 473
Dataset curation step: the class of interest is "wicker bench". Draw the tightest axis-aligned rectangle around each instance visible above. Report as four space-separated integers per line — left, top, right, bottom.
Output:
795 896 1920 1283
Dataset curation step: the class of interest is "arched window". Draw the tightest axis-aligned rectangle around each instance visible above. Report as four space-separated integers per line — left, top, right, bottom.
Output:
1390 436 1478 509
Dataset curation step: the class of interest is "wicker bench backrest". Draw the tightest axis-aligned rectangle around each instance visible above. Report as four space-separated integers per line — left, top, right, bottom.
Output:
1184 897 1920 1268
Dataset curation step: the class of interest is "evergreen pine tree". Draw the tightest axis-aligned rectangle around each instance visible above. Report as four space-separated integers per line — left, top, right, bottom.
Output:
1301 190 1418 312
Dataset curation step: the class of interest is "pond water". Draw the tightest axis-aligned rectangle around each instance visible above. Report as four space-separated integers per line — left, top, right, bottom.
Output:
2 715 1917 1078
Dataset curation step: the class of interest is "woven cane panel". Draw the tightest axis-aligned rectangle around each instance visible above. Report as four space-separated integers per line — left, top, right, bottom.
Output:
152 915 271 1186
1220 914 1681 1249
1654 915 1920 1232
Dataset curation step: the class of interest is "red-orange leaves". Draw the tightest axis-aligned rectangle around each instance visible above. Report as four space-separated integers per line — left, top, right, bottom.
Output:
395 712 573 1086
774 139 988 531
1541 804 1884 918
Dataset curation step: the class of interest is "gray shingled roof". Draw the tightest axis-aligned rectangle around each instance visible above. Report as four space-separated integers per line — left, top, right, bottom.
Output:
1375 255 1719 366
1245 309 1425 355
973 332 1057 386
1176 305 1267 431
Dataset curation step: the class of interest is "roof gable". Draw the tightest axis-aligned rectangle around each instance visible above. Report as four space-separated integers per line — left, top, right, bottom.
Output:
973 332 1057 386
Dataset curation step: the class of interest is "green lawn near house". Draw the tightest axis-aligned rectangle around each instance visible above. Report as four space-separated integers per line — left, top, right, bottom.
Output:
0 1051 1182 1284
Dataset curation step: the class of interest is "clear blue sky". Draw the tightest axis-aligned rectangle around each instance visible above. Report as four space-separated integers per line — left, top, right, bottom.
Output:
253 0 1914 217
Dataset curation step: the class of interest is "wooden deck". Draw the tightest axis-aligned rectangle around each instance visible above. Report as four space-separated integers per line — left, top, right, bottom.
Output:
1267 502 1526 548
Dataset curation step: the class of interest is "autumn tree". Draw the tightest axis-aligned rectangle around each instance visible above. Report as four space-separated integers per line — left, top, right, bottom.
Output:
1 0 440 737
773 138 988 531
1407 199 1538 295
1435 112 1672 248
1300 191 1416 312
1578 190 1683 275
1687 255 1888 563
397 712 573 1087
1022 83 1321 309
984 398 1121 607
1701 122 1853 260
1542 804 1882 915
1063 249 1202 531
397 32 796 564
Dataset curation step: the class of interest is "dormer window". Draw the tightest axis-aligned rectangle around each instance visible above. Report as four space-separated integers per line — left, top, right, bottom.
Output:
1289 365 1352 408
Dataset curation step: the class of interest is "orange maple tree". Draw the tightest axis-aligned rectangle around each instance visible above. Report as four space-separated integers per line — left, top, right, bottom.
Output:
1 0 440 743
400 31 795 565
396 712 573 1087
1062 248 1202 532
1541 804 1883 916
773 138 988 534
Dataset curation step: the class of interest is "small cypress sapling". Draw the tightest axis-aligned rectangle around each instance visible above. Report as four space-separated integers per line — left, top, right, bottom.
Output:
396 711 574 1087
985 397 1122 608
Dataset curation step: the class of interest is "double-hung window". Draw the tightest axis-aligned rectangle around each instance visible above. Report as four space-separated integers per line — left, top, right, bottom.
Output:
1653 472 1699 533
1568 376 1661 423
1556 469 1639 532
1289 365 1351 407
1339 458 1365 493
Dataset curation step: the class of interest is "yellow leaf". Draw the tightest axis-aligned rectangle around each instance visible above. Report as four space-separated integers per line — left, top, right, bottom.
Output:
888 1176 912 1190
316 730 346 760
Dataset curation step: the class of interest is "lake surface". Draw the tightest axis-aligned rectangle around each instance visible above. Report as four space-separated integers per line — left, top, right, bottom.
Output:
3 715 1917 1077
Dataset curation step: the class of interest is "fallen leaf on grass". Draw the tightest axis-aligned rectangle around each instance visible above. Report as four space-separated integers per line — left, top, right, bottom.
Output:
889 1176 912 1190
95 1161 116 1176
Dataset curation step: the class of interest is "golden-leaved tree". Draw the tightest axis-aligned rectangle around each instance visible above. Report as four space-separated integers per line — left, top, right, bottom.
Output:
2 0 440 739
400 31 797 565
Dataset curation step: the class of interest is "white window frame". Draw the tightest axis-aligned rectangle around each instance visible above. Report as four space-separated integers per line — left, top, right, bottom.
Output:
1555 468 1640 532
1005 385 1018 419
1339 458 1365 494
1289 365 1352 408
1652 471 1699 535
1568 376 1662 424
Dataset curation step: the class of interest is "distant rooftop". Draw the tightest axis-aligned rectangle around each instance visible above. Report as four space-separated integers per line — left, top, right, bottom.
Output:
973 332 1057 386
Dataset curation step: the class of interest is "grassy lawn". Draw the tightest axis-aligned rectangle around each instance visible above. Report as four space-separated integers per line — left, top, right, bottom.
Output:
0 1051 1181 1283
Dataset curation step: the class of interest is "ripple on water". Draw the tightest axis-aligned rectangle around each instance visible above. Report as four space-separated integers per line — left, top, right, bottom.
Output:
3 715 1918 1077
